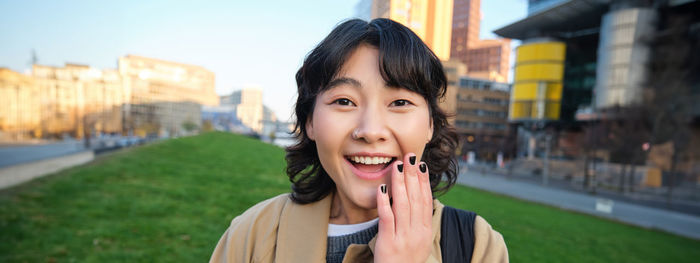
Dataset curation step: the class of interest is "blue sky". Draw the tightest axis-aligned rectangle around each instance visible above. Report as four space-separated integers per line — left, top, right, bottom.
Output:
0 0 526 121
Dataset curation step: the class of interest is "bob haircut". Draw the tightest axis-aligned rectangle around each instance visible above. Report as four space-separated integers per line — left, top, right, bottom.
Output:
286 18 458 204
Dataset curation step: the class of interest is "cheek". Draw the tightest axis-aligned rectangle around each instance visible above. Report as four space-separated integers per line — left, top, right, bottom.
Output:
388 109 432 152
311 108 353 168
312 109 350 145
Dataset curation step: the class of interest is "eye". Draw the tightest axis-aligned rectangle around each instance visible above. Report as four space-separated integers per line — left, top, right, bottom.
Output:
390 99 413 107
332 98 355 106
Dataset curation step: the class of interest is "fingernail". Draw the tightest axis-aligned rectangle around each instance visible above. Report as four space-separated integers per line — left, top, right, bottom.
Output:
380 184 387 194
419 163 427 173
397 163 403 173
409 155 416 165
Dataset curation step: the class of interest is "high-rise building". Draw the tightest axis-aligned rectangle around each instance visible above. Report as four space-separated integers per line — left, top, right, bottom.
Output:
527 0 567 15
450 0 511 81
494 0 676 123
450 0 481 58
372 0 454 61
494 0 700 187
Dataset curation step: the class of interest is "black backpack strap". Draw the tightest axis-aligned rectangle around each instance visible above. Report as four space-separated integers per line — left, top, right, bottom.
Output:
440 205 477 263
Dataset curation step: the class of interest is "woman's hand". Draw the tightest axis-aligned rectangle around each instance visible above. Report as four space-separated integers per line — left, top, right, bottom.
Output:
375 153 433 263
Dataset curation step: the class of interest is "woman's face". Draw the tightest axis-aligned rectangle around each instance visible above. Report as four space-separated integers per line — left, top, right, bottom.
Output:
306 44 433 211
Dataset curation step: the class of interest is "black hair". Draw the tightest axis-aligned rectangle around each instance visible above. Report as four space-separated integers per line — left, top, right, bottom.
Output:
286 18 458 204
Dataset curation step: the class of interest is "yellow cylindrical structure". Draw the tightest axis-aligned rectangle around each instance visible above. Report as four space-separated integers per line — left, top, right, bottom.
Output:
509 41 566 121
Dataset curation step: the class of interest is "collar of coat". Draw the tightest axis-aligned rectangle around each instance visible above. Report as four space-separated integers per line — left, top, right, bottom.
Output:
275 192 445 262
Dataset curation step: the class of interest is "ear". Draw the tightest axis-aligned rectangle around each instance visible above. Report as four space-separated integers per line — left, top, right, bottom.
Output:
305 117 315 141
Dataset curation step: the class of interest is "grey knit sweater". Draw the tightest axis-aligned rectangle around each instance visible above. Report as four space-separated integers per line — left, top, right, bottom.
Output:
326 224 379 263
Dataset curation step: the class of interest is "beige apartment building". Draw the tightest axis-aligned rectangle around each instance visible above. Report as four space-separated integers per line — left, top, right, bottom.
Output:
0 55 218 141
220 88 263 133
442 60 511 161
372 0 454 60
32 64 125 138
0 69 41 141
118 55 217 136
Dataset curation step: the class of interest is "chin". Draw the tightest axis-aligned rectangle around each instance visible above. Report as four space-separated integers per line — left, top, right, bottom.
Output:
351 188 379 209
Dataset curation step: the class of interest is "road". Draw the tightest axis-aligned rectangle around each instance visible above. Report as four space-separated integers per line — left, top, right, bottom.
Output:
457 169 700 240
0 141 85 168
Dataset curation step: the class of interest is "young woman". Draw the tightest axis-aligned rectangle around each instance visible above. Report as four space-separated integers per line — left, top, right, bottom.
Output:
210 18 508 263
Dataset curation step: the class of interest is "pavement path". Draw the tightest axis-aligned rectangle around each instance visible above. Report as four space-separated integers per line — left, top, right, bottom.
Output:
0 151 94 190
457 170 700 240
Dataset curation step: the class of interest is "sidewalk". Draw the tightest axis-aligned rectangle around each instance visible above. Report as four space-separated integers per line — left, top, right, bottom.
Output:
0 151 94 190
457 170 700 240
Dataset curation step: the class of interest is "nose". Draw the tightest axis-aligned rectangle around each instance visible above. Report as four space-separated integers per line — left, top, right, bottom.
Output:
352 106 389 144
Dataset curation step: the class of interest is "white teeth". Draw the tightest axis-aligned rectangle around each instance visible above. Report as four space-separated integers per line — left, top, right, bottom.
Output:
350 156 393 165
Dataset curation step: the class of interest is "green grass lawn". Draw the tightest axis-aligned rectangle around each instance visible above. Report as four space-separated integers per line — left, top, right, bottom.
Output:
1 132 698 262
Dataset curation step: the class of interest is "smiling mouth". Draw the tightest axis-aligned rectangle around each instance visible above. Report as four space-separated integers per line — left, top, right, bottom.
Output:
345 156 397 173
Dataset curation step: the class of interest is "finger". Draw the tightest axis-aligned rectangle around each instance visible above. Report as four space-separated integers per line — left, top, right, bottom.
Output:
404 153 424 227
419 162 433 226
391 159 409 233
376 184 395 238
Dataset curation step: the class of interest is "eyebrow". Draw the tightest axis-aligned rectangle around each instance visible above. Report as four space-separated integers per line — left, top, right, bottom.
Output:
326 77 362 90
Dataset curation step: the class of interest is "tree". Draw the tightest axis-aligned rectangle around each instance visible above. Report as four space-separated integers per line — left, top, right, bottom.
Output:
182 120 198 133
202 120 214 132
646 12 697 200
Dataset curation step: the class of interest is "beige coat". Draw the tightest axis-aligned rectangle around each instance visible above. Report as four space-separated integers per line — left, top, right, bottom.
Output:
210 193 508 263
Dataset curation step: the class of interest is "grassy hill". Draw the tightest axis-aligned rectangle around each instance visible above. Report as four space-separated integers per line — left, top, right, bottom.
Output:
1 132 698 262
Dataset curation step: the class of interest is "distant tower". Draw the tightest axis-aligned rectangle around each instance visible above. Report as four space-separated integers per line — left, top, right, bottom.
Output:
29 49 38 66
450 0 511 82
450 0 481 58
355 0 373 21
372 0 454 61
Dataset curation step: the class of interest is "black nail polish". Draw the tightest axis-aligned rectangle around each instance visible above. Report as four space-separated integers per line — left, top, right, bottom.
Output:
397 163 404 173
381 184 386 194
409 156 416 165
419 163 427 173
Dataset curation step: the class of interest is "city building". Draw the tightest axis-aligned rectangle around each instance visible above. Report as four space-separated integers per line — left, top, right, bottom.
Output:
508 41 566 122
32 64 124 138
368 0 511 81
495 0 700 185
0 68 40 141
0 55 217 141
118 55 217 136
201 105 247 133
463 39 511 83
441 60 512 162
355 0 374 21
450 0 481 55
261 105 279 137
450 0 511 82
221 88 264 134
372 0 455 60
